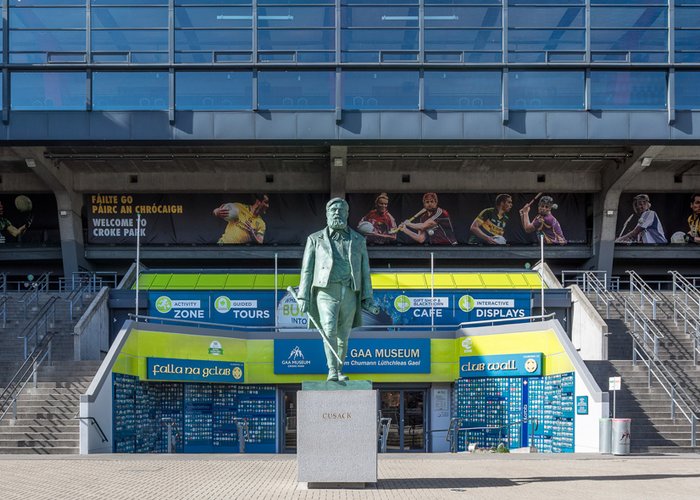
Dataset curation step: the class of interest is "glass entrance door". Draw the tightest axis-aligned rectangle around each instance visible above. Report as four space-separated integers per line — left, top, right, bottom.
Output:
379 390 426 452
282 390 297 453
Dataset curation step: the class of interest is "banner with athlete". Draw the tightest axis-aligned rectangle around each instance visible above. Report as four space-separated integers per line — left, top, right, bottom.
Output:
0 193 59 245
616 192 700 245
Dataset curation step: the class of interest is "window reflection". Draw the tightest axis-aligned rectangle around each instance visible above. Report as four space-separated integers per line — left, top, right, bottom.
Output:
258 71 335 110
93 72 169 110
509 71 584 110
176 72 252 110
590 71 666 109
342 71 419 110
11 72 86 110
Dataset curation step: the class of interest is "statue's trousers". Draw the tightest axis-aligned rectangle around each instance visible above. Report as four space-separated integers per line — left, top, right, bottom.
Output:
316 282 357 373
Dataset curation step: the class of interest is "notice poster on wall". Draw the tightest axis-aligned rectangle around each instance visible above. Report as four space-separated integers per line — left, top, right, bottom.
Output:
86 192 588 246
0 193 59 245
615 192 700 245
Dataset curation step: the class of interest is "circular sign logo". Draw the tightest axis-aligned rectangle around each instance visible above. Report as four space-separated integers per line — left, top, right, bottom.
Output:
214 296 231 313
394 295 411 313
209 340 223 356
232 367 243 380
461 337 473 353
458 295 476 312
525 358 538 373
155 296 172 313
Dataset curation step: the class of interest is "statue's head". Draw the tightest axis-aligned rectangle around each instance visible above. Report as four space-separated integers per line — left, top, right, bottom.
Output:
326 198 349 231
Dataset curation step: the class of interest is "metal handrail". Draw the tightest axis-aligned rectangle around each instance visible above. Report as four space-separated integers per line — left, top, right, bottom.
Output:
18 297 57 359
66 283 87 321
631 339 698 447
623 297 665 359
561 269 608 290
669 271 700 318
0 272 6 294
0 295 6 329
626 270 666 320
74 415 109 443
582 271 615 318
670 295 700 366
0 330 57 424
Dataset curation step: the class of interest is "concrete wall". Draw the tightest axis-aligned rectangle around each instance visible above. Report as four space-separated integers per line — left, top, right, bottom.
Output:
569 285 608 361
79 371 113 454
430 383 452 453
74 287 110 361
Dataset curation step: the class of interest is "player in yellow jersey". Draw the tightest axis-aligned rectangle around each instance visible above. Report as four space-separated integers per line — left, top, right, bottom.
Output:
212 194 269 244
687 193 700 244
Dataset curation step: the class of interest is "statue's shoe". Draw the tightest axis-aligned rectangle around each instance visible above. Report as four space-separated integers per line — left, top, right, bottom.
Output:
337 373 349 382
327 372 339 381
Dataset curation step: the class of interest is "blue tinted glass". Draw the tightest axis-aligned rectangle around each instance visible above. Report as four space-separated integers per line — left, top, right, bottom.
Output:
176 7 252 28
176 71 252 110
11 72 86 110
425 7 502 27
343 0 418 4
258 71 335 110
258 7 335 28
11 31 86 52
675 31 700 50
93 72 169 110
342 71 419 110
591 29 667 51
508 7 584 27
260 0 332 4
342 7 419 28
509 0 582 3
426 0 501 3
342 29 419 51
11 0 86 5
175 30 252 51
176 0 251 4
509 30 585 51
676 7 700 28
590 71 666 109
258 30 334 51
92 30 169 51
424 71 501 110
591 7 667 27
10 8 85 29
92 8 168 28
509 71 584 110
675 72 700 109
92 0 168 4
591 0 663 4
425 29 502 51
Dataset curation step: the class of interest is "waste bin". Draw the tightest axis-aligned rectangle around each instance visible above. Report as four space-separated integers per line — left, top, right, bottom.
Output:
599 418 612 454
611 418 631 455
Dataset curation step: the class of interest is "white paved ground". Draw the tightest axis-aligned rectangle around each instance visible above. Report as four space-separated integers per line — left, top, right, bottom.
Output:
0 453 699 500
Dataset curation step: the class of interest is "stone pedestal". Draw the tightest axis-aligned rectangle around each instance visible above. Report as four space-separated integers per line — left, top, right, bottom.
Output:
297 381 377 488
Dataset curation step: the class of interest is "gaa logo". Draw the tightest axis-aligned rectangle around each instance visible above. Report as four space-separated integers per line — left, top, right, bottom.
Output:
155 296 172 313
525 358 538 373
232 367 243 380
461 337 473 353
458 295 476 312
214 296 231 313
394 295 411 313
208 340 223 356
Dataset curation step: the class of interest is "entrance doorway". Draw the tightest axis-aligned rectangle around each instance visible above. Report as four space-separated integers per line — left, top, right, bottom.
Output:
379 390 426 452
281 389 298 453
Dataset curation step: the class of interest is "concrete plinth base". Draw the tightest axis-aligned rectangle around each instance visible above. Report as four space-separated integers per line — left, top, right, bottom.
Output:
297 384 377 487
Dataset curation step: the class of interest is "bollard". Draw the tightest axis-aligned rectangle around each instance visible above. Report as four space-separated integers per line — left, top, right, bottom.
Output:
599 418 612 454
611 418 631 455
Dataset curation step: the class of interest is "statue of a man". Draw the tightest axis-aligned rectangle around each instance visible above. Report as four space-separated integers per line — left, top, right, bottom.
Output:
297 198 376 381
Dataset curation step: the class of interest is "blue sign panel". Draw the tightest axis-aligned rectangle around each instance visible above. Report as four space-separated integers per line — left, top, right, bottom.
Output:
576 396 589 415
459 353 543 378
147 357 245 383
274 338 431 374
148 291 275 326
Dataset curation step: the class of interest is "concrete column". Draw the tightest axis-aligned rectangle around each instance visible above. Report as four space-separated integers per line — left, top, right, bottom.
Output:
12 147 91 277
329 145 347 199
591 146 665 277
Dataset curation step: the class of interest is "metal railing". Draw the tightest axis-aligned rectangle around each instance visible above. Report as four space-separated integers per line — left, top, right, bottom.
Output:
74 415 109 444
631 339 698 447
17 272 52 318
0 329 57 425
626 270 667 320
66 282 87 322
669 294 700 366
623 297 665 360
669 271 700 319
18 297 57 359
581 271 615 319
0 295 6 329
446 418 529 453
561 269 608 290
59 272 118 293
0 272 6 294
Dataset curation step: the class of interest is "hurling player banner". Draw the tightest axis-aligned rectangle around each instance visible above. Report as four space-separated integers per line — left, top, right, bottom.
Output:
147 357 244 383
274 338 431 374
459 353 543 378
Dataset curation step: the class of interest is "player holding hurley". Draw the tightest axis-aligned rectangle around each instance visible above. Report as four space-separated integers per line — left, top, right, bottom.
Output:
399 192 457 245
520 195 567 245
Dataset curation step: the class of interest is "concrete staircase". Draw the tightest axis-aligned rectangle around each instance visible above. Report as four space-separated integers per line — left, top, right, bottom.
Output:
584 290 700 453
0 290 100 454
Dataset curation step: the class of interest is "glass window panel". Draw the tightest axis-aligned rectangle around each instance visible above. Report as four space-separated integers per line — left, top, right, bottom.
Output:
343 0 418 4
93 72 169 110
676 7 700 28
11 72 86 110
676 72 700 108
591 29 667 51
509 71 584 110
425 29 501 51
426 0 501 3
258 30 334 51
424 71 501 110
10 8 85 29
11 0 87 5
92 7 168 28
176 71 252 110
342 29 419 51
297 52 335 62
342 71 419 110
509 52 547 62
175 7 252 28
176 0 251 5
675 30 700 50
342 7 419 28
590 0 664 4
509 0 582 4
590 71 666 109
508 29 585 51
175 30 252 51
258 7 335 28
92 30 169 51
10 31 86 52
92 0 168 5
591 7 667 28
424 7 502 27
258 71 335 110
676 52 700 62
508 7 584 28
260 0 332 4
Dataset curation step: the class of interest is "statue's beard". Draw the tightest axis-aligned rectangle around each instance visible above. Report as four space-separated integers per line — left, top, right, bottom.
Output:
328 217 346 230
